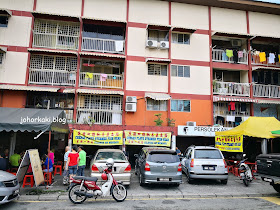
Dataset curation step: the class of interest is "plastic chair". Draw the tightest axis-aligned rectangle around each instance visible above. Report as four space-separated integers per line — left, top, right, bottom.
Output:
22 175 34 188
44 172 52 185
54 165 62 176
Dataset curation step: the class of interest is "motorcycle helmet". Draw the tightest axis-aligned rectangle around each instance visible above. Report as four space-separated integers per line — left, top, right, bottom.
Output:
101 173 108 180
106 158 114 167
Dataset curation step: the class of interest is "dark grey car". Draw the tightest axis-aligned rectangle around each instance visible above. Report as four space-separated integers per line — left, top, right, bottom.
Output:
135 147 182 186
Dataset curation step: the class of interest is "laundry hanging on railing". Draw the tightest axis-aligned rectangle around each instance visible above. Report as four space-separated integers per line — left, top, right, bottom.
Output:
100 74 108 81
226 49 233 58
85 72 93 80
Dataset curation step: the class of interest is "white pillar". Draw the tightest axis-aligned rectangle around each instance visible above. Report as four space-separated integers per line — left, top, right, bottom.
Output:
261 139 268 154
9 132 16 157
171 135 176 151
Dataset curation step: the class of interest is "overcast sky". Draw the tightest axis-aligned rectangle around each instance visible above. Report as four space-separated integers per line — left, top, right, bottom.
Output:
253 0 280 4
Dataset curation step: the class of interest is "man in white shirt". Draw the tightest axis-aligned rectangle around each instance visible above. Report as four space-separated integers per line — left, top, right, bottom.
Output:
63 146 70 185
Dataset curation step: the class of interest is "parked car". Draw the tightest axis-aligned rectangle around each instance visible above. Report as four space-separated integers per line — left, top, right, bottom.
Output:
135 147 182 186
257 153 280 193
181 146 228 184
90 149 131 185
0 171 20 205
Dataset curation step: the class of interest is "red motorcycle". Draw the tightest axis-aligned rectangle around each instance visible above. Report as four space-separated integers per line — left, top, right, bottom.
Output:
68 158 127 204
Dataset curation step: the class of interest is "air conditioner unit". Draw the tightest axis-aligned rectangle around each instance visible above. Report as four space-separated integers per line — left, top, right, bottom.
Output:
231 39 242 47
125 103 137 112
146 40 158 48
159 41 169 49
186 121 196 126
126 96 137 103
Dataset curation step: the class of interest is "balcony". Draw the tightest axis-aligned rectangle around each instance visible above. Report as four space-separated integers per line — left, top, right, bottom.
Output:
82 37 124 53
213 81 250 97
29 69 76 86
212 49 248 65
253 84 280 98
252 55 280 67
79 72 123 89
33 20 79 50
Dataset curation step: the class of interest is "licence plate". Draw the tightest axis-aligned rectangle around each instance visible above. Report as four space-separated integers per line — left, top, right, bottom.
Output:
159 178 169 181
204 166 215 170
14 189 19 194
264 178 273 182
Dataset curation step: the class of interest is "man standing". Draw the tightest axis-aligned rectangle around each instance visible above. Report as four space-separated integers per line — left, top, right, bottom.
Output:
63 146 70 185
9 150 21 171
77 146 86 176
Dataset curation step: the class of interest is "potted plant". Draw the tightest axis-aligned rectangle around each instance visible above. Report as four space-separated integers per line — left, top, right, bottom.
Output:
154 113 163 126
166 118 176 127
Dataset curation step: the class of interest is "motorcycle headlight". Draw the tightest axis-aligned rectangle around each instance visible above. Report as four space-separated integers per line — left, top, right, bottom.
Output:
0 182 5 187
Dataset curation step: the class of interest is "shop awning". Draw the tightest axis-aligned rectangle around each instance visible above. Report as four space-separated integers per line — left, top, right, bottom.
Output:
145 92 171 100
28 48 78 56
79 52 125 59
257 99 280 104
213 96 258 103
0 108 69 133
77 88 124 95
0 46 7 53
212 31 253 39
215 117 280 139
0 85 59 92
0 9 12 16
146 58 171 63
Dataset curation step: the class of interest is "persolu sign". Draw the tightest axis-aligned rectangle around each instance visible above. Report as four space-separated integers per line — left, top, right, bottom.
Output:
178 126 231 137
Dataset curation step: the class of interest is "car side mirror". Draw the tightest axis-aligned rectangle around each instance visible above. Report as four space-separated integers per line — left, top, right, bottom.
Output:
134 154 138 158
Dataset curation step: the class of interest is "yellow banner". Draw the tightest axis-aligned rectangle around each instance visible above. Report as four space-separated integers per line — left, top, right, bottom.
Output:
125 130 171 147
73 130 123 146
215 135 243 152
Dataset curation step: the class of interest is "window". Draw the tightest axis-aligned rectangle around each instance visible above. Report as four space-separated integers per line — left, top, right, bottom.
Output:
0 16 8 27
83 24 125 40
147 98 167 111
171 65 190 77
148 64 167 76
194 149 222 159
171 100 190 112
172 33 190 44
148 30 169 42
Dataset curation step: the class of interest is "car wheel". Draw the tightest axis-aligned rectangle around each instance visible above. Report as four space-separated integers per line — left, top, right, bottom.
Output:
221 179 228 185
272 184 280 193
139 173 144 186
186 171 194 184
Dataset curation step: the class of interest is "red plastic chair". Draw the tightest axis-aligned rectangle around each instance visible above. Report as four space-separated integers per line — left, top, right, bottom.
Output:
44 172 52 185
22 175 34 188
54 165 62 176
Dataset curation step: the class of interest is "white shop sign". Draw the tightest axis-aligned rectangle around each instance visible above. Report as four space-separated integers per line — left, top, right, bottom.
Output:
178 126 231 137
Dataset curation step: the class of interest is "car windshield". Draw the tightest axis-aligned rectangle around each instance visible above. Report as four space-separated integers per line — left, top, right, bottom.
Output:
194 149 222 159
95 152 126 161
147 153 179 163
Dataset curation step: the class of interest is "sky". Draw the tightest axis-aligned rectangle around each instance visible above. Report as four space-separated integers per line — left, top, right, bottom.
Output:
253 0 280 4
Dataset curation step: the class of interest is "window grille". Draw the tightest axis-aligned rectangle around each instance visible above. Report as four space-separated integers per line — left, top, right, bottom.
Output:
172 33 190 45
171 65 190 77
148 64 167 76
147 98 167 111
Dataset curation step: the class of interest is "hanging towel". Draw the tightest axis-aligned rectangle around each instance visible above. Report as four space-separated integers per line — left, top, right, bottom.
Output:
259 52 266 62
238 51 243 58
115 41 124 52
85 72 93 79
100 74 108 81
229 101 236 111
69 73 76 81
268 53 275 64
226 115 235 122
226 49 233 58
222 51 228 61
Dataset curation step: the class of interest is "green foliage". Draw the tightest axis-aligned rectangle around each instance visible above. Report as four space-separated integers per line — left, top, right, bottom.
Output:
154 113 163 126
166 118 176 126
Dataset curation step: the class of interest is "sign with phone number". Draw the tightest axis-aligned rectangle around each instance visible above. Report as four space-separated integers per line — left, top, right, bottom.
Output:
215 135 243 152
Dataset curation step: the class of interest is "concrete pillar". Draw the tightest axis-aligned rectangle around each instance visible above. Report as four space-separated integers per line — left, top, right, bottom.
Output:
261 139 268 154
171 135 176 151
9 132 17 157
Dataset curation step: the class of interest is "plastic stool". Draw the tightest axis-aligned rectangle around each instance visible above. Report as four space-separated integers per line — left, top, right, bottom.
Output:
57 161 63 166
54 165 62 176
44 172 52 185
22 175 34 188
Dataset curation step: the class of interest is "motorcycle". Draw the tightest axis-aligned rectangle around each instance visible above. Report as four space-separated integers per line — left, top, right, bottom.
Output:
235 154 253 187
68 158 127 204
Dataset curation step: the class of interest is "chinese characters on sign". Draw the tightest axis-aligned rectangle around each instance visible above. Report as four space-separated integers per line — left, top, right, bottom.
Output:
73 130 123 146
215 135 243 152
125 130 171 147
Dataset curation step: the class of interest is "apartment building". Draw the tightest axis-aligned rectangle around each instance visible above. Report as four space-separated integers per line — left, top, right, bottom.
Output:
0 0 280 154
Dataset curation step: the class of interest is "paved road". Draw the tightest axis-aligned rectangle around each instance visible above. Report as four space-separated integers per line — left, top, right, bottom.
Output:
2 196 280 210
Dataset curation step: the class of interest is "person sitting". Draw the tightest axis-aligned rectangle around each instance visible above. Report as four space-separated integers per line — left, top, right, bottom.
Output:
42 154 53 173
0 153 7 171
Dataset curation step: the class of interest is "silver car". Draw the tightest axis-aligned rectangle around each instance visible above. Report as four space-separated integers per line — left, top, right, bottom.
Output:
0 170 20 204
181 146 228 184
135 147 182 186
90 149 131 185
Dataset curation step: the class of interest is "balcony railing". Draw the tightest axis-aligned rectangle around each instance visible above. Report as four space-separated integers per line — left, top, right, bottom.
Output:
76 109 122 125
33 32 79 50
252 54 280 67
212 49 248 64
253 84 280 98
29 69 76 86
64 109 74 123
213 81 250 97
82 37 124 53
79 72 123 89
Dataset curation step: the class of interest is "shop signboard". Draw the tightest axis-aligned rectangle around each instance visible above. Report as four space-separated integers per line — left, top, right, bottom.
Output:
17 149 44 187
178 126 231 137
215 135 243 152
73 129 123 146
125 130 171 147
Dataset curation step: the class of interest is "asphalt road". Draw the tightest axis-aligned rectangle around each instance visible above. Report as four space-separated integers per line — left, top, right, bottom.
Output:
2 196 280 210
